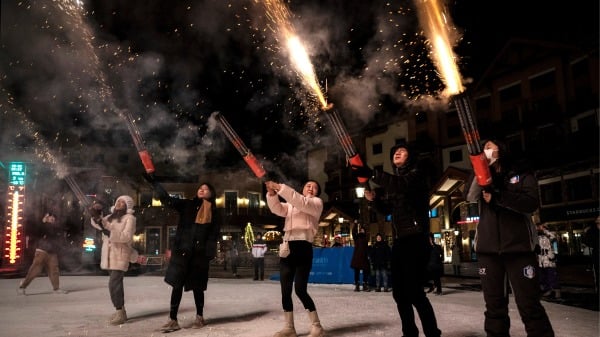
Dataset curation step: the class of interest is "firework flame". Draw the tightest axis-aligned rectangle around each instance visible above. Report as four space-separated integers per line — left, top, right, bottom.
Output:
414 0 464 96
414 0 491 186
259 0 328 108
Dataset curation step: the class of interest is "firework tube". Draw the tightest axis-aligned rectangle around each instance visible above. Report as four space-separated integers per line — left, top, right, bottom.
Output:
215 112 266 179
64 175 91 209
321 106 369 184
120 110 155 174
451 93 492 186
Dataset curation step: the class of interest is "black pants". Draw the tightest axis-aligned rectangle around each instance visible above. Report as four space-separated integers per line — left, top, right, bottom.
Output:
478 253 554 337
279 240 316 312
108 270 125 309
354 267 370 285
169 286 205 319
253 257 265 280
391 236 441 337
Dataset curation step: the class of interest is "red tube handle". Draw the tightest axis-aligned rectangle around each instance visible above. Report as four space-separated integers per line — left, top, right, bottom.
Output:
469 153 492 186
349 154 368 184
243 153 266 179
139 150 155 174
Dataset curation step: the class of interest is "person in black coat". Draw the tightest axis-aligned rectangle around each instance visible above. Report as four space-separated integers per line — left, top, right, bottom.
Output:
350 227 371 292
145 175 221 332
353 141 441 337
466 139 554 336
370 233 391 292
425 233 443 295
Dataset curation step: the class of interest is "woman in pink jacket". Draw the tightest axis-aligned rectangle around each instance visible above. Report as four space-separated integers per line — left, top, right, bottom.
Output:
91 195 137 326
265 180 324 337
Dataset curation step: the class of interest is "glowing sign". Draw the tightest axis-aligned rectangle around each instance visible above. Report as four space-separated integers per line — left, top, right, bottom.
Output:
4 162 26 266
9 162 26 186
82 237 96 252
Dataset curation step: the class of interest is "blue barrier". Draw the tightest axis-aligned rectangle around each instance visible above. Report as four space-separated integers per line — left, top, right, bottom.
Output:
269 247 355 284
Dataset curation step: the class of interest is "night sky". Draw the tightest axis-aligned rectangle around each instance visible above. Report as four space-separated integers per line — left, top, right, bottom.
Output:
1 0 597 182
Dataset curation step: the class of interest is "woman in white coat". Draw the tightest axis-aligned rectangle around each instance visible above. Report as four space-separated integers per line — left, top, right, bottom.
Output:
91 195 137 325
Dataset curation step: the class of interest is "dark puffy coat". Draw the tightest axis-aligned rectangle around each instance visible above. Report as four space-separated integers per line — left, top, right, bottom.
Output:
370 143 431 240
427 243 444 277
466 165 539 254
151 181 221 291
370 239 391 269
350 231 370 270
36 222 65 254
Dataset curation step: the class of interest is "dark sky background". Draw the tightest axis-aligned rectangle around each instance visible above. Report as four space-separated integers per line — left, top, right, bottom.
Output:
1 0 597 183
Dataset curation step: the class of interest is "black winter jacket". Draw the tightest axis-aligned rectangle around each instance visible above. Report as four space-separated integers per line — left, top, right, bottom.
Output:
151 181 221 291
370 240 391 269
370 147 430 239
466 168 539 255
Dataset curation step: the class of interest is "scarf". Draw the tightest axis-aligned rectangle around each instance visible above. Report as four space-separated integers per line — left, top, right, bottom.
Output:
195 199 212 224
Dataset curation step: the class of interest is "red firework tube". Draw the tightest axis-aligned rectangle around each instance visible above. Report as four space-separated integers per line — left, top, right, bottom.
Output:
452 93 483 154
453 98 477 154
121 110 155 174
215 112 249 155
452 93 491 186
348 154 369 184
469 153 492 186
138 150 155 174
215 112 266 179
323 108 356 157
322 106 368 183
243 153 267 179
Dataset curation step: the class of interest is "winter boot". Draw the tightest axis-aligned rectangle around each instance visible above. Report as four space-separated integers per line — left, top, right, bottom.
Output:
362 282 371 292
110 308 127 325
354 283 360 292
273 311 297 337
160 319 180 332
307 310 325 337
191 315 205 328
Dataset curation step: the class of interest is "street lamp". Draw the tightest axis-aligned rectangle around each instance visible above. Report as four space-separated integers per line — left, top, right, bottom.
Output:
355 186 366 198
336 216 344 238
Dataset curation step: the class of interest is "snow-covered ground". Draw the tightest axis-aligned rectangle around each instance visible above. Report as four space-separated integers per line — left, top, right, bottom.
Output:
3 275 596 337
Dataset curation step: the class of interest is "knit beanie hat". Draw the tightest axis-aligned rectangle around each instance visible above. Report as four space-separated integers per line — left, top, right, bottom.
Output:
115 195 135 214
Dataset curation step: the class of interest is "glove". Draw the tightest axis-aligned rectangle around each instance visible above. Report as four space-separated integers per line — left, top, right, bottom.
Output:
98 221 110 236
351 164 373 179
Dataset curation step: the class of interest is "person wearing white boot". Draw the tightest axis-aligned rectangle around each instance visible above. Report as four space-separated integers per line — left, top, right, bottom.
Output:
143 176 221 333
90 195 137 326
266 180 325 337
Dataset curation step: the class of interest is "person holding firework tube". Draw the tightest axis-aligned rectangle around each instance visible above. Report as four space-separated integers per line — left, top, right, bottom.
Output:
265 179 325 337
17 212 68 295
90 195 137 326
351 141 441 337
466 139 554 336
144 174 221 332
